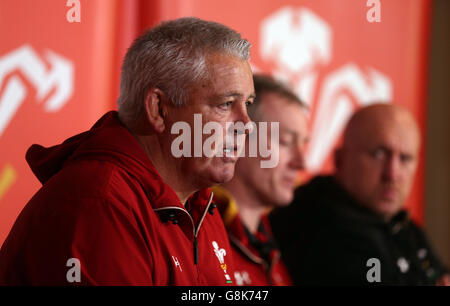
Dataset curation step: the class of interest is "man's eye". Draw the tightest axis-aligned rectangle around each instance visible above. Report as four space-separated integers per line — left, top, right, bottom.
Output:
219 101 233 110
280 140 292 147
400 154 413 163
280 136 294 147
372 148 386 160
245 100 253 107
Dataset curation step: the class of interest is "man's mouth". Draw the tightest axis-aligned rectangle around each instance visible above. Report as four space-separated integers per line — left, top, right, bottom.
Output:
282 176 298 188
222 145 239 159
223 143 239 154
380 185 398 201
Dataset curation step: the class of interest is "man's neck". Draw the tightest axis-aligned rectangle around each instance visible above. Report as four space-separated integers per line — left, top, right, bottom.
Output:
134 134 195 205
223 178 267 234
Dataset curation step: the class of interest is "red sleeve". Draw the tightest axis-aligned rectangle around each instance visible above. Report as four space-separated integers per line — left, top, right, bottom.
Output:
69 197 154 285
1 196 154 285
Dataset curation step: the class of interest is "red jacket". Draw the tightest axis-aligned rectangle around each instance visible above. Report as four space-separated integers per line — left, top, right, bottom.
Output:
212 187 292 286
0 111 235 285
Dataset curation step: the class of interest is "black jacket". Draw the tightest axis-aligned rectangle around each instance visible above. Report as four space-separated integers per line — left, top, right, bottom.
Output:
269 176 448 285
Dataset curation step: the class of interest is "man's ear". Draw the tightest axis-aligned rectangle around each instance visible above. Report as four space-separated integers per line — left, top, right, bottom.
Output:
144 88 167 133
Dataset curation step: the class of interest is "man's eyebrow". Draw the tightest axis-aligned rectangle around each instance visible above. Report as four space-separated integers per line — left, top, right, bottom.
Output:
280 128 310 142
375 145 391 152
217 92 256 99
280 127 297 135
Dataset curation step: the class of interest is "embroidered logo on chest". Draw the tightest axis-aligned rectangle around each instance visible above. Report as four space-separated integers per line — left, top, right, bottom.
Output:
172 255 182 272
212 241 232 284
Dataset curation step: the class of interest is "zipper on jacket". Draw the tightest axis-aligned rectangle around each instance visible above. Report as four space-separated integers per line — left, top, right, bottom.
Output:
193 236 199 265
153 192 214 267
192 192 214 266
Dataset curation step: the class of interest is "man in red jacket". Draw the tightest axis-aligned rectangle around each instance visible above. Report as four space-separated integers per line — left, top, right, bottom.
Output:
213 74 309 285
0 17 255 285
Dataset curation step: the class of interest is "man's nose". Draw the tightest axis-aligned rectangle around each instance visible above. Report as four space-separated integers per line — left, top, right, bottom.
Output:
383 154 401 182
290 143 306 170
233 105 254 135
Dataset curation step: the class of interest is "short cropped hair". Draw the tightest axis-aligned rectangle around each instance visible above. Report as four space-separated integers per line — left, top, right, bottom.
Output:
117 17 251 125
249 74 307 121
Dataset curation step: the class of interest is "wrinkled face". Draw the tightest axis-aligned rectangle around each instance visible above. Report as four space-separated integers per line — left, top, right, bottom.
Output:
164 53 255 188
235 93 309 207
336 108 420 220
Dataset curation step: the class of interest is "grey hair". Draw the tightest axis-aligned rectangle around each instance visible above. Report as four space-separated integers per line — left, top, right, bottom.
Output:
117 17 251 126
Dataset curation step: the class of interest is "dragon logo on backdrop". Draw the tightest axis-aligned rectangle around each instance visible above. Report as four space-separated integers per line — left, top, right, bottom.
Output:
259 6 392 172
0 45 74 139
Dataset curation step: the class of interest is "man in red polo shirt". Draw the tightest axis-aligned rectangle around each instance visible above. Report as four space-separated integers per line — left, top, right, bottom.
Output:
0 17 255 285
213 74 309 285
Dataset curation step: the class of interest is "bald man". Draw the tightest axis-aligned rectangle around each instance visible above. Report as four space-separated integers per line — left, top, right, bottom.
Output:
269 103 449 285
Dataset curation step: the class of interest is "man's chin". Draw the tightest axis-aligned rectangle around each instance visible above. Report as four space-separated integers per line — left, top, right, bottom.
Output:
200 164 236 187
212 167 235 184
372 200 402 221
273 194 293 207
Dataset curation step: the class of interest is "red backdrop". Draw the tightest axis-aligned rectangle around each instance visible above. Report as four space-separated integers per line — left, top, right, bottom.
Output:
0 0 430 246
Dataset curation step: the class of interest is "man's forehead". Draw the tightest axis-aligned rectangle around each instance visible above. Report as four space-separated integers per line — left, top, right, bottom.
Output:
259 95 307 120
355 125 420 155
199 56 253 92
258 99 309 140
345 105 420 146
